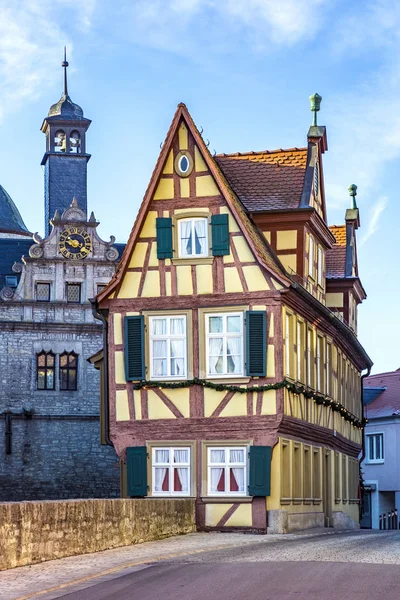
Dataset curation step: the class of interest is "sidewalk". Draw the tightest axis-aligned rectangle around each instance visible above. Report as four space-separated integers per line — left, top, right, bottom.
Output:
0 528 349 600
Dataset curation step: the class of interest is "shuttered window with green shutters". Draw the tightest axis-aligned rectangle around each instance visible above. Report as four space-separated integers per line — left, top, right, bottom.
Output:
126 446 148 497
124 316 145 381
211 214 230 256
156 217 173 259
246 311 267 376
248 446 272 496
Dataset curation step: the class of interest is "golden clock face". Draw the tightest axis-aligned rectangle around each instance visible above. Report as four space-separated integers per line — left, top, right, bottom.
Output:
59 227 92 260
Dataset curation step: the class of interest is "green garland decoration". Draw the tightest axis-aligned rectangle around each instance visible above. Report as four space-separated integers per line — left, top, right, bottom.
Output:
132 377 367 429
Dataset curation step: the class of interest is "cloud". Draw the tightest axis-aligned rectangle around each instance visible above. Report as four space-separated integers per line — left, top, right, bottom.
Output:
0 0 96 123
117 0 330 54
358 196 388 247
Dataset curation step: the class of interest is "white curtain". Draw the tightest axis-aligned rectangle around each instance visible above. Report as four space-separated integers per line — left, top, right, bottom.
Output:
176 468 189 492
227 337 241 373
170 340 185 376
210 468 224 492
209 316 223 333
154 468 167 492
210 449 225 463
231 468 245 492
170 318 184 335
230 449 245 493
153 340 167 377
155 449 169 463
230 449 244 463
194 220 207 255
152 319 166 335
180 221 193 256
174 449 188 463
208 338 223 374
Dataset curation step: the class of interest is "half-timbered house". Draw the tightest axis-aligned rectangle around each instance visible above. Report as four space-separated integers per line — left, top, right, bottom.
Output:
92 98 372 532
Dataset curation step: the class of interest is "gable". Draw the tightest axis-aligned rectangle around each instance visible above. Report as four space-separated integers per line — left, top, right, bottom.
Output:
99 104 289 304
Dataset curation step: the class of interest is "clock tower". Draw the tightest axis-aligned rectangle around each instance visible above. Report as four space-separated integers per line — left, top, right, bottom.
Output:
41 50 91 236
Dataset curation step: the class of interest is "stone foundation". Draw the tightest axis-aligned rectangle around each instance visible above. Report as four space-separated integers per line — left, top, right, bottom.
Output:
267 510 324 533
332 511 360 530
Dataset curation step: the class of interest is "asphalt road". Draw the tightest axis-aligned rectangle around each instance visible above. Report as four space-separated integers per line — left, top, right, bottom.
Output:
57 531 400 600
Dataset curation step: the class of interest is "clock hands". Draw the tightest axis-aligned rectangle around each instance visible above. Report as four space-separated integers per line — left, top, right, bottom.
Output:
66 237 83 249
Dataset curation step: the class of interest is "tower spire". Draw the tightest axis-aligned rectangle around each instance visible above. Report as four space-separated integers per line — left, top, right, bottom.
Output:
62 47 69 96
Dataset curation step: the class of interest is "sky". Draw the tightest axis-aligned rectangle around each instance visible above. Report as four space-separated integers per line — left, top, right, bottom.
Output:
0 0 399 375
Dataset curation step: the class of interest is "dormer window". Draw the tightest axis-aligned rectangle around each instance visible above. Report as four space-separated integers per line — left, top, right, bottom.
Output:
178 218 208 258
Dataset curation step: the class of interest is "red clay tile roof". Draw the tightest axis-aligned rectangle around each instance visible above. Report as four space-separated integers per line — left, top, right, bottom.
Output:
215 148 308 212
329 225 346 246
326 225 347 278
364 370 400 419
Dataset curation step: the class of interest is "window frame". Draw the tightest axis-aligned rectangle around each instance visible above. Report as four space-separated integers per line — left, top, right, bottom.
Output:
308 235 315 278
36 351 56 391
151 446 191 497
59 351 78 391
317 246 324 287
36 282 51 302
207 445 248 497
149 314 187 380
205 311 244 378
66 283 81 303
177 217 209 259
366 433 384 464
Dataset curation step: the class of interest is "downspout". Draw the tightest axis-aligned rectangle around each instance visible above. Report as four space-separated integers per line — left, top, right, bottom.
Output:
90 299 112 447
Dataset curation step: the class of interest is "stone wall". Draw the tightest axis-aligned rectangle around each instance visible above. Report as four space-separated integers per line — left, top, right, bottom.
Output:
0 322 120 500
0 498 196 570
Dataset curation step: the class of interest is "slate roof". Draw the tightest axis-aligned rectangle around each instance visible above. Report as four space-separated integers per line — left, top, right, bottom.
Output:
326 225 347 278
0 238 32 288
0 186 30 235
214 148 308 212
363 370 400 419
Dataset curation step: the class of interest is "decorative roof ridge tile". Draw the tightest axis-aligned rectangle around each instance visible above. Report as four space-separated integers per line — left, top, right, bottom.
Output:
216 146 307 158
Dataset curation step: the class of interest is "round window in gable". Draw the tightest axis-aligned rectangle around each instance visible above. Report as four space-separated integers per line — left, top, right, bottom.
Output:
174 151 193 178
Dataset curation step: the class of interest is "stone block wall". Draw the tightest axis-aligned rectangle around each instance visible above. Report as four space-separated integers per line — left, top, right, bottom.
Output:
0 418 120 501
0 498 196 570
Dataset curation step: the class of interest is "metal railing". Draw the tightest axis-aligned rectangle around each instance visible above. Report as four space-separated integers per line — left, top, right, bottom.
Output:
379 509 399 530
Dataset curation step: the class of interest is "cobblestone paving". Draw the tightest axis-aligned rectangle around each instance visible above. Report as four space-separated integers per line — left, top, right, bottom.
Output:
1 530 399 600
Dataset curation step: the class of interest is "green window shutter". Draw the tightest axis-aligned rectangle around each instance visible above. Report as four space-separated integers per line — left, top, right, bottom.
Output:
248 446 272 496
246 310 267 376
126 446 148 497
156 217 173 259
211 214 230 256
124 316 145 381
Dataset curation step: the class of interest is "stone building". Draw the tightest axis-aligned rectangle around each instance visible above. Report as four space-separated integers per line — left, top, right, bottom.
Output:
0 58 122 500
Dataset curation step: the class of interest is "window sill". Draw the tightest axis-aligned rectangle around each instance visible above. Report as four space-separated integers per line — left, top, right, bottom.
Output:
205 377 250 384
172 257 214 266
366 460 384 465
201 496 252 503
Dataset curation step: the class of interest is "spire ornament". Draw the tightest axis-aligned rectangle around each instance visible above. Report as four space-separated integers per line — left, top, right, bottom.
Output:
348 184 358 209
62 47 69 96
309 93 322 126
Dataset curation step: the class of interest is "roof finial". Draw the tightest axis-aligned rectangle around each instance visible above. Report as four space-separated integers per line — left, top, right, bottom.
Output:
348 184 358 209
309 93 322 126
62 47 69 96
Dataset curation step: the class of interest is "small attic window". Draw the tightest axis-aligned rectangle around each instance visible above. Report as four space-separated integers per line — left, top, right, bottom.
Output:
179 156 189 173
5 276 17 288
175 151 193 178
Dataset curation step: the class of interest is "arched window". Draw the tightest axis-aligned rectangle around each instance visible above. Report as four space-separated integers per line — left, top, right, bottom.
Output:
60 352 78 391
54 130 66 152
37 352 55 390
70 130 81 153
